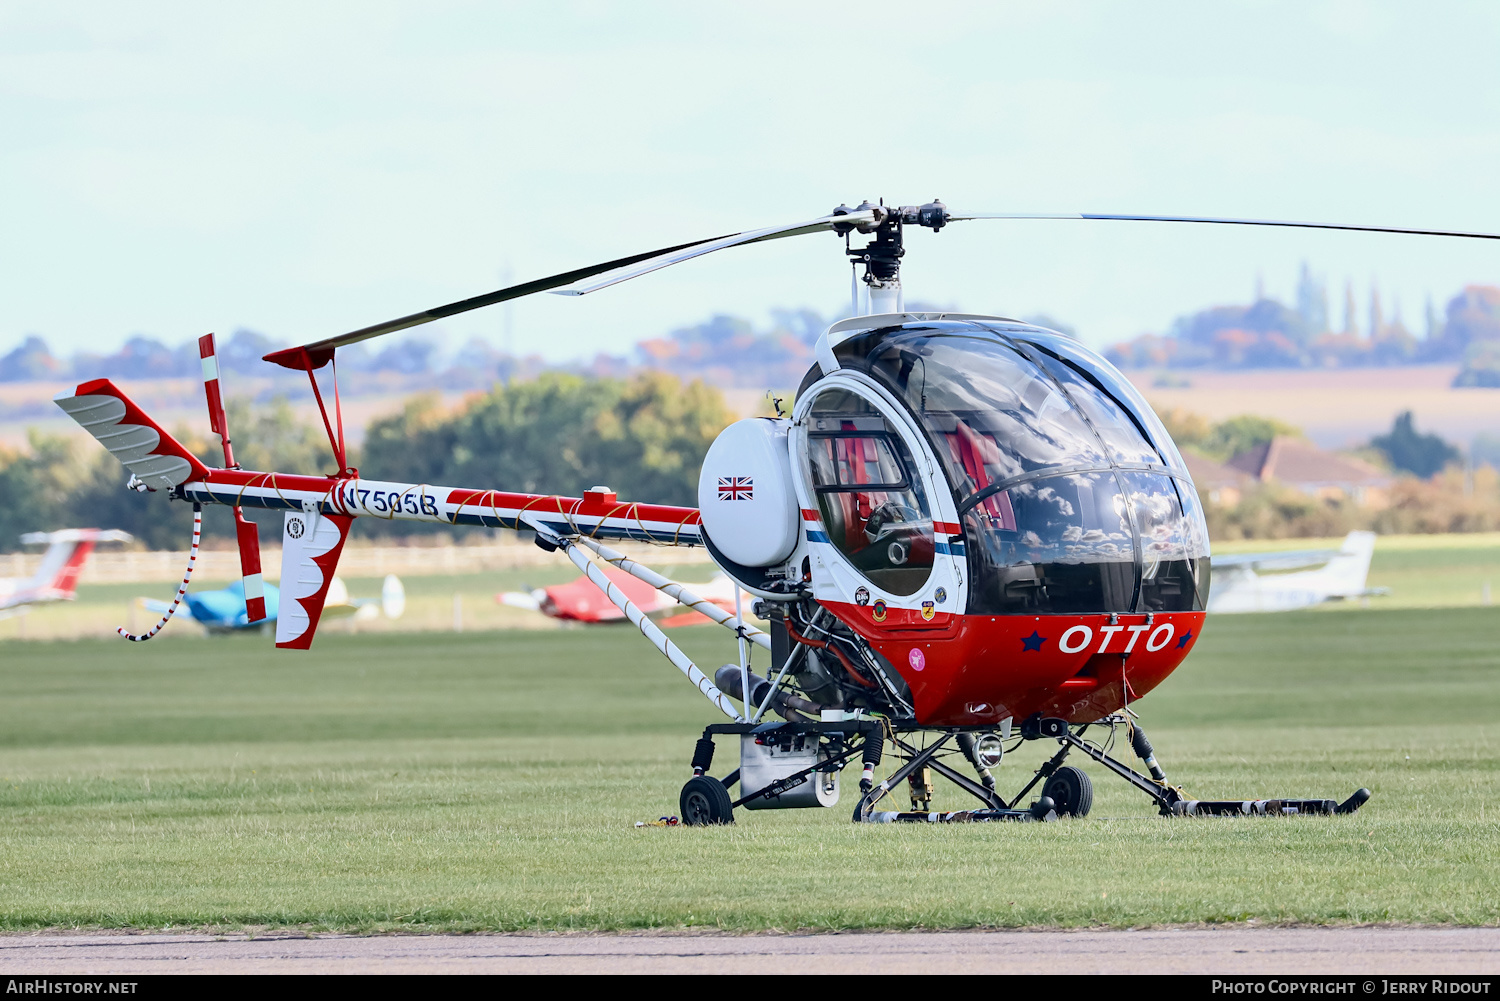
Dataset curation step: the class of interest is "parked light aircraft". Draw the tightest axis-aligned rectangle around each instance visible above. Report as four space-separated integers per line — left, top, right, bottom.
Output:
1207 532 1385 614
0 529 132 619
59 201 1497 824
144 574 405 633
499 567 748 626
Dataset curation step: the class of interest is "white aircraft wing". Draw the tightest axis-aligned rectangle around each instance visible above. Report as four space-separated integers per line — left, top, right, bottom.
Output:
1208 531 1380 614
1209 549 1339 574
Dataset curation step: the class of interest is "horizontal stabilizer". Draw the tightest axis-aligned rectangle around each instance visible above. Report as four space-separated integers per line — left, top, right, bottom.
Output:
53 380 211 491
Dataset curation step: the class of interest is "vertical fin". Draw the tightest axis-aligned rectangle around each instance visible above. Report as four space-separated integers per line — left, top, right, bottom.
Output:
47 539 96 598
275 508 352 649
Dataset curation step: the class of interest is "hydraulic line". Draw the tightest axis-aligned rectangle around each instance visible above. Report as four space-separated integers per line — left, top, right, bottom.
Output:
118 504 201 642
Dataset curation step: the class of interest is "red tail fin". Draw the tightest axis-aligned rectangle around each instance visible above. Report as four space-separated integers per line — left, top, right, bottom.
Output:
47 540 96 598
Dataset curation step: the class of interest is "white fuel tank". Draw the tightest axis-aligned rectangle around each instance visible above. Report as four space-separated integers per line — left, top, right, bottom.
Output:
697 418 799 568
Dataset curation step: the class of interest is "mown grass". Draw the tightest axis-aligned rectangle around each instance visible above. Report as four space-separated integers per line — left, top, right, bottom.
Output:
0 608 1495 931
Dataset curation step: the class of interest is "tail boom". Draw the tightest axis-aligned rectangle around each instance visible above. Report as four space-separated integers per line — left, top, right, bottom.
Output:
54 380 702 648
176 473 703 546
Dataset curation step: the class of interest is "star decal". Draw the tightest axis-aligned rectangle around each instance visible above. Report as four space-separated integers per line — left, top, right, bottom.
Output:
1021 631 1046 652
1176 630 1194 649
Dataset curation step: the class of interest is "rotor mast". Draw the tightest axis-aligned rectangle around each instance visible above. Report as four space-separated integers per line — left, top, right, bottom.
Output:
835 199 950 316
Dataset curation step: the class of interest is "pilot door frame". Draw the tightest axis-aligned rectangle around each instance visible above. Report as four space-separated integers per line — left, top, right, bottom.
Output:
789 370 967 622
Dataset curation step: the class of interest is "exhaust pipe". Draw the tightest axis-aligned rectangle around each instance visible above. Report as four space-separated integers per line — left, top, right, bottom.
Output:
713 665 826 721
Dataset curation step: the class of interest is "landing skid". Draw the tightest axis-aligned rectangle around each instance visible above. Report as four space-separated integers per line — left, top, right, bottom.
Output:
1007 714 1372 818
677 715 1371 825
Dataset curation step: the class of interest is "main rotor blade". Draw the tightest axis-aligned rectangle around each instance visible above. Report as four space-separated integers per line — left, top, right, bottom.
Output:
948 211 1500 241
264 234 731 368
548 210 878 296
264 209 877 370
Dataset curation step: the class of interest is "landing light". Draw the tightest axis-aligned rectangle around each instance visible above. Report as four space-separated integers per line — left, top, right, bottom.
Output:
976 733 1004 769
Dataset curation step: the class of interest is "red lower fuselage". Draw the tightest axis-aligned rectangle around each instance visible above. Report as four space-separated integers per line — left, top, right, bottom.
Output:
825 603 1206 727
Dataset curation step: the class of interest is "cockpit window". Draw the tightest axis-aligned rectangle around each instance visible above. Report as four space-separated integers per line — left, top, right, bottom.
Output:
860 334 1106 501
1121 470 1211 611
1021 347 1162 466
832 323 1208 613
962 471 1138 614
804 389 934 597
1015 330 1188 473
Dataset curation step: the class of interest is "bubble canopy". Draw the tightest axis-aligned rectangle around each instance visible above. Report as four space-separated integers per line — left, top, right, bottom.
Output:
831 320 1211 615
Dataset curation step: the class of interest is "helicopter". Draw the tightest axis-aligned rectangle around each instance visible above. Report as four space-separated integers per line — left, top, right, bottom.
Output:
53 200 1498 824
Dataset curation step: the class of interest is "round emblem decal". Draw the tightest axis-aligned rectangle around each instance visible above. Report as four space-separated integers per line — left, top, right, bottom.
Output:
934 587 947 605
921 600 935 621
908 647 925 672
871 599 887 623
854 586 870 607
287 516 305 540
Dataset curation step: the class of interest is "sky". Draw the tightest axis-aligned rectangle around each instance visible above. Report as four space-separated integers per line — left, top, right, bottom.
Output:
3 1 1499 363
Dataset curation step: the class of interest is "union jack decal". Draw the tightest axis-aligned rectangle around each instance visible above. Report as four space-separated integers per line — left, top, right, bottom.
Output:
718 476 753 501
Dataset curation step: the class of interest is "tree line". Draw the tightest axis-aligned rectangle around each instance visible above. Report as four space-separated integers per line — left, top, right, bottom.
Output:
0 372 731 552
2 369 1493 553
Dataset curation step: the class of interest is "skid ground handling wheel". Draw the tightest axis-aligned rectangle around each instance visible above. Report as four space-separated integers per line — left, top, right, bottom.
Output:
675 714 1371 826
1043 765 1093 818
679 775 734 825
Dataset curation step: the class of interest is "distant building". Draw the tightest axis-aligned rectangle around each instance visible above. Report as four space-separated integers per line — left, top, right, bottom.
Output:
1226 436 1391 507
1179 449 1248 507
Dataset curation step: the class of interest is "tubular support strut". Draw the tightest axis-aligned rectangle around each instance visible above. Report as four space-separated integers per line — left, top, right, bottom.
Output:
889 734 1004 810
574 536 771 651
539 523 744 722
1055 728 1184 814
852 733 956 822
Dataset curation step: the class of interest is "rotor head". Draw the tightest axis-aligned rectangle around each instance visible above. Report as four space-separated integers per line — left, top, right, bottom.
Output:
836 198 949 287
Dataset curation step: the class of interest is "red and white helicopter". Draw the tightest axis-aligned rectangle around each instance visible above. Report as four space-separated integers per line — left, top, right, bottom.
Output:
55 202 1497 824
1 529 132 620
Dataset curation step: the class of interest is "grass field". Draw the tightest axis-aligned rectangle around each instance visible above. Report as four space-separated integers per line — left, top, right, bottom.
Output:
0 604 1496 932
5 533 1499 644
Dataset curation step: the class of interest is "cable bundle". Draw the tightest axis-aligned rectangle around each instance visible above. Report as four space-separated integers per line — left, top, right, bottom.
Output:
117 504 201 642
